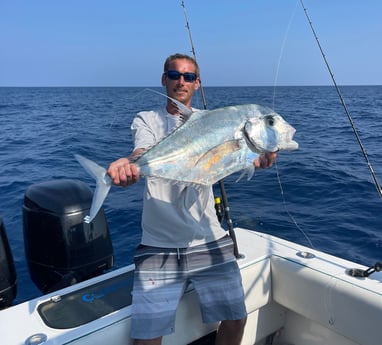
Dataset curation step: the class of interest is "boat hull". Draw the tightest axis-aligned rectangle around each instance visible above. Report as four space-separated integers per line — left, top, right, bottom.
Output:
1 228 381 345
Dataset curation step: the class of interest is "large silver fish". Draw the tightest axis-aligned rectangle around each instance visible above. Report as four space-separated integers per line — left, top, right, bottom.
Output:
75 101 298 223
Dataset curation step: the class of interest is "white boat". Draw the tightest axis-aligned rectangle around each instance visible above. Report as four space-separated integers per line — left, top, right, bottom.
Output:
1 179 381 345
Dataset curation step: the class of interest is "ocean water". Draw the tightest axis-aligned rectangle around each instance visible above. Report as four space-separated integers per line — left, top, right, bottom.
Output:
1 86 382 304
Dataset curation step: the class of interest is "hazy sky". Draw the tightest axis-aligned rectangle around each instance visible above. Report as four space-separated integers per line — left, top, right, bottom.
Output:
1 0 381 86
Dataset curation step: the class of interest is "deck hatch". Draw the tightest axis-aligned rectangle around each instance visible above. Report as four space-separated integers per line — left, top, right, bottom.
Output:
37 270 134 329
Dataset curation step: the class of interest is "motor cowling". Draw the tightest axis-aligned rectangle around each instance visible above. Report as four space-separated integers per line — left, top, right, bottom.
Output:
23 179 114 294
0 217 17 309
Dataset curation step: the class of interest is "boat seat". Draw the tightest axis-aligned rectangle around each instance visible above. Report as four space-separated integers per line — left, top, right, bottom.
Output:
270 255 382 345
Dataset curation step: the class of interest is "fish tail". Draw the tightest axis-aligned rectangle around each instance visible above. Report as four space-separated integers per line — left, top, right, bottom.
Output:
74 154 112 223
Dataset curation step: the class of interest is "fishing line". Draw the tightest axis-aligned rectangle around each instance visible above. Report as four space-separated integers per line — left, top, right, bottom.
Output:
109 88 161 129
272 1 315 248
180 0 241 258
272 0 299 109
275 161 314 248
300 0 382 199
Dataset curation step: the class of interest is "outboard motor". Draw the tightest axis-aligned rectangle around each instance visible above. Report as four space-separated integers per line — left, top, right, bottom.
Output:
0 217 17 309
23 179 114 294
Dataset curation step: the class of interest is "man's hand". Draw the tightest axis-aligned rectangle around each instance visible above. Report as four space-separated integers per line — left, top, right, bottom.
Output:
107 158 140 187
254 152 277 169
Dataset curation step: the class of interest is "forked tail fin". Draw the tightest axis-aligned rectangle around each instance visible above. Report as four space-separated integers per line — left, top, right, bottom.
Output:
74 154 112 223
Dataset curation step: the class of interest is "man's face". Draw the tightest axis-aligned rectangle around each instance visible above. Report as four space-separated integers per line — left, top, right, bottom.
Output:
162 58 200 107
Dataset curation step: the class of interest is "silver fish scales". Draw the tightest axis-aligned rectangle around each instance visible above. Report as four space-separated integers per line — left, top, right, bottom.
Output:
75 103 298 223
133 104 298 184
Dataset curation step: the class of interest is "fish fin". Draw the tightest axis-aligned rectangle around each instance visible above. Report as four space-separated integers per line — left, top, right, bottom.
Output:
145 88 193 119
178 112 191 124
194 140 242 170
235 151 258 183
235 165 255 183
74 154 112 223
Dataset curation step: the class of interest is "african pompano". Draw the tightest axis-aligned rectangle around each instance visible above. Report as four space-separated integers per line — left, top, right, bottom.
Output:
75 103 298 223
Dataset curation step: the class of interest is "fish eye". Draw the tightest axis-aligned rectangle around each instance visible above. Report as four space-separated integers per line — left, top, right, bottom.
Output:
266 116 275 126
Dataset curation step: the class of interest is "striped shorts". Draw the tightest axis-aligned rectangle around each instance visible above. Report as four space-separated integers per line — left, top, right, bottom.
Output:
130 236 247 340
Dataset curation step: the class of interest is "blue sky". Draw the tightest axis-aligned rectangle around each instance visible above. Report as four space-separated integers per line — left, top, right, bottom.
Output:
1 0 381 87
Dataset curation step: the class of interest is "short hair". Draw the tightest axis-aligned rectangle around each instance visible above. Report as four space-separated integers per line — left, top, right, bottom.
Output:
163 53 200 77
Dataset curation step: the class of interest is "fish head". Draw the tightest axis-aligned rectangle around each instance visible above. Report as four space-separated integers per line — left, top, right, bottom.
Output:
244 112 298 153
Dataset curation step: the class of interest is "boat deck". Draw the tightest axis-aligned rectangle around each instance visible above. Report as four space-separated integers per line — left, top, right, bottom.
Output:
1 228 382 345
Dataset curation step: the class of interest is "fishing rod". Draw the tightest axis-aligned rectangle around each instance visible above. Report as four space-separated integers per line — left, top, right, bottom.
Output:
180 0 241 258
181 1 207 111
300 0 382 199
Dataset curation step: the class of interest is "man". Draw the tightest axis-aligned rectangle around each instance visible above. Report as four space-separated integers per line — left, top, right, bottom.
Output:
108 53 276 345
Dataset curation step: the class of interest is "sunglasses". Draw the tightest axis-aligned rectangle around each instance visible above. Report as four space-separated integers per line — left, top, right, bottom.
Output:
165 70 197 82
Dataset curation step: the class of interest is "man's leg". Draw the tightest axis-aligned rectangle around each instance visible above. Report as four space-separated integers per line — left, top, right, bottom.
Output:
188 237 248 345
215 318 247 345
134 337 162 345
131 246 187 342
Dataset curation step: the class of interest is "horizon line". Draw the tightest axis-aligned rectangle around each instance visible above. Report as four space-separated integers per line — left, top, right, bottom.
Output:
1 84 381 88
